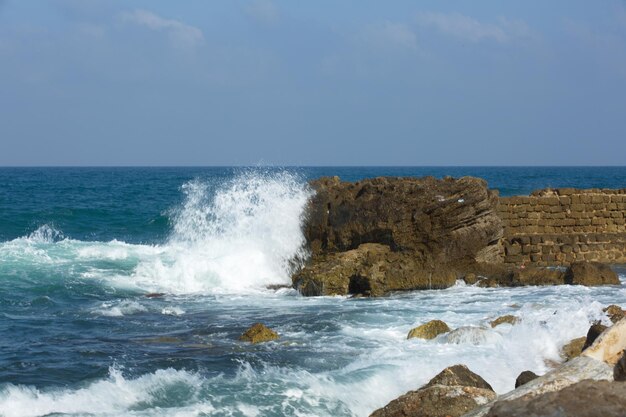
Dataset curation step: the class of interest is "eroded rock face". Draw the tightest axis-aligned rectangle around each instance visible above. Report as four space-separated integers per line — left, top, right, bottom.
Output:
604 305 625 323
564 261 620 286
305 176 502 261
485 380 626 417
293 243 457 297
295 176 503 296
370 365 496 417
239 323 279 344
562 337 586 361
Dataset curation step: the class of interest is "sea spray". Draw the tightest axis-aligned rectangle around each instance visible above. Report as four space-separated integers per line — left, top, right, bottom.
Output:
129 170 312 293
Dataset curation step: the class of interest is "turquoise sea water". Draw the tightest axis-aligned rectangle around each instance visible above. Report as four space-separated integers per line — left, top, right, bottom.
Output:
0 167 625 417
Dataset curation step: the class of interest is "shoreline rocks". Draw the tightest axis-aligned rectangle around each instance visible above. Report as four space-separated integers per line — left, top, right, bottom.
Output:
370 365 496 417
292 175 623 297
407 320 451 340
239 323 279 344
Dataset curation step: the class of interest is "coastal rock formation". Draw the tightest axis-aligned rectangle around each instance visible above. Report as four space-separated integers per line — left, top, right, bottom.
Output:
370 365 496 417
239 323 279 344
564 261 620 286
485 380 626 417
294 243 456 297
582 323 609 350
294 176 503 296
407 320 451 340
463 318 626 417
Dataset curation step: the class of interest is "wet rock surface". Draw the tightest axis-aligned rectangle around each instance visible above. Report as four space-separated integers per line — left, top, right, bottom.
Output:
239 323 279 344
514 371 539 388
484 380 626 417
407 320 451 340
564 261 620 286
370 365 496 417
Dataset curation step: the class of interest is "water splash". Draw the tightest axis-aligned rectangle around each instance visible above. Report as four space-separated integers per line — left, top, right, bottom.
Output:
129 170 313 293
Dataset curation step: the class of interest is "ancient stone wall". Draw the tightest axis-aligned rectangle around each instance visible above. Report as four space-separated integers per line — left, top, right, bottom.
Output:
498 188 626 266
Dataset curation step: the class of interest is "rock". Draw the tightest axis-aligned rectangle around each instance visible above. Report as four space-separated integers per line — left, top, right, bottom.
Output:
443 327 497 345
469 263 566 287
295 176 503 296
423 364 493 391
582 323 609 350
370 365 496 417
485 380 626 417
239 323 279 344
407 320 451 340
293 243 457 297
463 318 626 417
604 304 625 323
564 261 620 286
305 176 503 261
490 315 519 328
562 337 586 361
463 273 479 285
370 385 496 417
514 370 539 388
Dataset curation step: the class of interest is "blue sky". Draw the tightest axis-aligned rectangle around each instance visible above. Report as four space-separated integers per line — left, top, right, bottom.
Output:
1 1 625 166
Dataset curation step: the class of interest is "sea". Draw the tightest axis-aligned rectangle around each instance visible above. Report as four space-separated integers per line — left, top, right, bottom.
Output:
1 166 626 417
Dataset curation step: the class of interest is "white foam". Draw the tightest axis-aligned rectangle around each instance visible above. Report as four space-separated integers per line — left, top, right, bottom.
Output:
127 171 312 294
0 367 209 417
92 300 148 317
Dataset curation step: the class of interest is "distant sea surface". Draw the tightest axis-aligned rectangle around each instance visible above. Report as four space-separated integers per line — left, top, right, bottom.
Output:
1 166 625 417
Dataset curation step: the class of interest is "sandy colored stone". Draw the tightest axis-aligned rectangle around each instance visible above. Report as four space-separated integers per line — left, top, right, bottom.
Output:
239 323 279 344
562 337 586 361
407 320 451 340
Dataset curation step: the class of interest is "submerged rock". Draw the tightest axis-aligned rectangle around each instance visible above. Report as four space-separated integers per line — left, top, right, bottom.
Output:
485 380 626 417
514 370 539 388
564 261 620 286
370 365 495 417
407 320 451 340
443 327 498 345
239 323 279 344
490 315 519 328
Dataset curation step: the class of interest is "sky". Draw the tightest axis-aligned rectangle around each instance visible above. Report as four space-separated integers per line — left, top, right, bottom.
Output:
1 1 625 166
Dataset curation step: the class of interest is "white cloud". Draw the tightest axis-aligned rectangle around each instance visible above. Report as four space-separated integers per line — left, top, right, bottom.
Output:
120 9 204 47
361 21 417 50
416 12 534 44
244 0 279 25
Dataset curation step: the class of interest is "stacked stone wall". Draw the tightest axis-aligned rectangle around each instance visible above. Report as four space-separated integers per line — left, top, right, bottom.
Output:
497 188 626 266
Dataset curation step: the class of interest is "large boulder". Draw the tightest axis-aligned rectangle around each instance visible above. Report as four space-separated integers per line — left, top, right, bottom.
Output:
423 364 493 391
294 176 503 296
304 176 503 262
490 315 519 328
564 261 620 286
514 371 539 388
463 318 626 417
604 305 625 324
407 320 451 340
484 380 626 417
562 337 586 361
293 243 456 297
370 365 496 417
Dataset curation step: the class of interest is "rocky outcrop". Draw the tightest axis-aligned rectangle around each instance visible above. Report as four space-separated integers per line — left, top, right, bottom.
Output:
463 318 626 417
294 176 503 296
485 380 626 417
239 323 279 344
564 261 620 286
294 243 456 297
370 365 496 417
407 320 451 340
582 323 609 350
